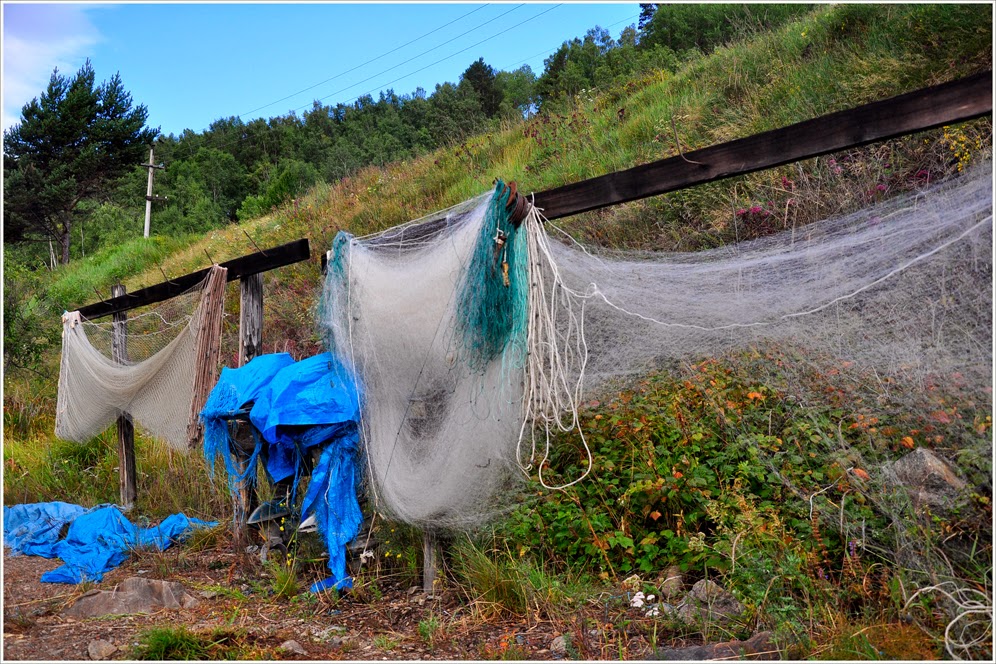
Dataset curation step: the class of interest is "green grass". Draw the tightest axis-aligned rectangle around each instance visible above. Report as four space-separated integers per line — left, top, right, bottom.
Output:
130 626 266 660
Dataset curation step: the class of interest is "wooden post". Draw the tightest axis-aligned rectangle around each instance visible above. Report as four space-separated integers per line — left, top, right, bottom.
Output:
423 531 441 596
111 284 137 510
239 273 264 366
233 272 264 548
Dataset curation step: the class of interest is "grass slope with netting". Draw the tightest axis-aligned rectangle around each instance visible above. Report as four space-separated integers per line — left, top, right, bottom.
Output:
4 4 992 658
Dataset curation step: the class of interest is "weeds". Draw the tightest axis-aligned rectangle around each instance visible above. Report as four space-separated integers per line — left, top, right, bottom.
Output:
417 613 441 646
267 554 301 599
449 536 586 620
130 626 211 660
372 633 400 651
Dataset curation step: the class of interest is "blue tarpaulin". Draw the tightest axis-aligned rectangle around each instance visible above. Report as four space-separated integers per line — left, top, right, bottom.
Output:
200 352 363 592
3 502 215 584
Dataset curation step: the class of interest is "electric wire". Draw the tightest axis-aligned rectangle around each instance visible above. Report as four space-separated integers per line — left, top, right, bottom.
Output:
238 4 493 118
296 3 536 112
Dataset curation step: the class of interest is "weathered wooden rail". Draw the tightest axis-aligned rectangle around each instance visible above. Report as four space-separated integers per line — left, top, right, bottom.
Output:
77 239 310 320
532 71 991 220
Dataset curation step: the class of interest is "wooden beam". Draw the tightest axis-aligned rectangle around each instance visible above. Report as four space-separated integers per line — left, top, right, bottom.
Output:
423 531 440 596
76 238 310 320
238 274 264 367
111 284 137 510
232 273 265 548
533 71 992 220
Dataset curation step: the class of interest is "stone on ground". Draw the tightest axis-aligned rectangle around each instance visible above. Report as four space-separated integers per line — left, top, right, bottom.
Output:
64 577 199 618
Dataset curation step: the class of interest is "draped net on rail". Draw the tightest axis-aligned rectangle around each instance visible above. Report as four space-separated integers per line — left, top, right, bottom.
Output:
320 163 992 532
56 266 227 451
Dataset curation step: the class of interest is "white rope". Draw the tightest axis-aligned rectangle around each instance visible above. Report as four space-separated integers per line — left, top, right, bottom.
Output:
906 581 993 660
518 202 593 490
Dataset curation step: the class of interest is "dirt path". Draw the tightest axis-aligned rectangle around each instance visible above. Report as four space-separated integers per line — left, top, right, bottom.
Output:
3 545 664 660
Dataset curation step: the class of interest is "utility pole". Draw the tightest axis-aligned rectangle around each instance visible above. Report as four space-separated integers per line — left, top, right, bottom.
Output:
141 147 166 238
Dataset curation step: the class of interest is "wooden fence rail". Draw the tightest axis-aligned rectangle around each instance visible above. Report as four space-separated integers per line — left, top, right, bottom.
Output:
75 238 310 320
533 71 992 220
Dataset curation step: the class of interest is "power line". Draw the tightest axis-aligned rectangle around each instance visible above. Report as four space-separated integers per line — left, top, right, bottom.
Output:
307 4 563 112
167 4 534 160
238 4 493 119
496 13 641 72
166 6 636 161
289 4 528 114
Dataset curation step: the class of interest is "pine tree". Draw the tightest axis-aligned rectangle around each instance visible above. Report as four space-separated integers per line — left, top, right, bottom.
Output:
461 58 502 119
3 60 158 264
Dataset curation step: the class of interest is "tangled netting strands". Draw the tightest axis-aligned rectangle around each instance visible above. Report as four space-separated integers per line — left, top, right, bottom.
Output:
321 162 992 532
545 163 992 399
56 266 227 451
322 190 548 531
906 582 994 660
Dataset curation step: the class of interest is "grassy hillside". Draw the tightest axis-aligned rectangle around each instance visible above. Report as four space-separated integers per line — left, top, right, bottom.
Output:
4 4 992 658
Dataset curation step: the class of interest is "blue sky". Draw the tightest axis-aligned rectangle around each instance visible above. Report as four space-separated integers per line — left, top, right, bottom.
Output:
3 2 641 136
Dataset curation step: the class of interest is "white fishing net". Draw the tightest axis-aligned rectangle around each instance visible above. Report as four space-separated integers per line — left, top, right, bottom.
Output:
321 162 992 532
55 266 228 451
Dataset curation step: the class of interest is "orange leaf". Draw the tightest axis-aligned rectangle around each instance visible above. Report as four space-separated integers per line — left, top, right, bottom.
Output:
649 511 662 521
673 471 683 479
900 436 915 449
930 410 952 424
852 468 871 480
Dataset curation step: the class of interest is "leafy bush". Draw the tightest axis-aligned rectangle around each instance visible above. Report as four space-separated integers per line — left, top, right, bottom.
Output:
499 346 992 632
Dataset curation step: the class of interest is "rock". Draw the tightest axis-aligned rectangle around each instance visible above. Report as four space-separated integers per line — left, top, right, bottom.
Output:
64 577 200 618
87 639 117 660
280 639 308 655
550 634 568 656
654 631 778 660
884 448 966 508
660 565 684 601
199 589 218 599
676 579 744 626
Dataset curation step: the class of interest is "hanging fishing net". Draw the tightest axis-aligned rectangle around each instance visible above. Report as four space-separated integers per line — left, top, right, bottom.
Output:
55 265 228 451
320 162 992 532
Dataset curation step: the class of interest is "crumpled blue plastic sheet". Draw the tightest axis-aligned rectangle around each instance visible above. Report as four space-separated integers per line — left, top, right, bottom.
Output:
249 352 361 484
301 427 363 592
3 501 86 557
201 353 296 487
3 502 216 584
200 352 364 592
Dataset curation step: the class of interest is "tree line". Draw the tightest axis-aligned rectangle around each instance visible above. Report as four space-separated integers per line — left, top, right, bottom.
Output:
3 4 812 267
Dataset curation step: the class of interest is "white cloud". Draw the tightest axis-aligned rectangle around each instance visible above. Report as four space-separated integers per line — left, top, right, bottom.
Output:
2 4 104 131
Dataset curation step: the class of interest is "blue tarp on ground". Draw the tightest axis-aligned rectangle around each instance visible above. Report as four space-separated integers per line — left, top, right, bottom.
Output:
3 502 216 584
200 352 363 592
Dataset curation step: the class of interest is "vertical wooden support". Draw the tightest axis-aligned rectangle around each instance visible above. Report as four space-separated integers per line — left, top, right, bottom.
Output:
423 531 441 596
233 273 264 548
239 273 264 366
187 265 228 448
111 284 137 510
